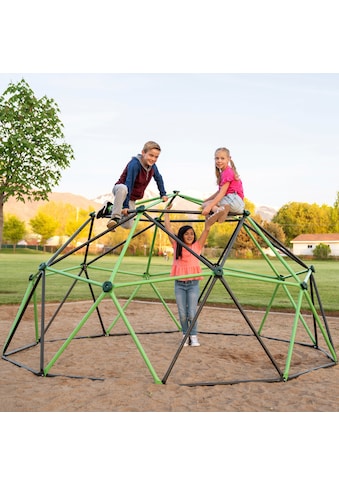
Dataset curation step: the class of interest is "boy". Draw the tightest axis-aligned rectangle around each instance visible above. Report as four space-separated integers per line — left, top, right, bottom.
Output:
97 141 168 230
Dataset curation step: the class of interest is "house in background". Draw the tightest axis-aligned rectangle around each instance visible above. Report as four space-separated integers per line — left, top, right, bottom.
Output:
290 233 339 256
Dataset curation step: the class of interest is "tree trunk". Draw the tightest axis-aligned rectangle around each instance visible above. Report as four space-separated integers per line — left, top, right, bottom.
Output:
0 192 4 249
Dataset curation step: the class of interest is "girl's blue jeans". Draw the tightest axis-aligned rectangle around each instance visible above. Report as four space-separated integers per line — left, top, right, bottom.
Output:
174 280 200 335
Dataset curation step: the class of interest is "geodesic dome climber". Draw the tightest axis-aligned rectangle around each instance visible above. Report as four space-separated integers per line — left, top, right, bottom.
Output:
2 191 337 386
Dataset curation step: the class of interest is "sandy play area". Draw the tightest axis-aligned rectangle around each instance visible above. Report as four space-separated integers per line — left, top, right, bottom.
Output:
1 299 338 412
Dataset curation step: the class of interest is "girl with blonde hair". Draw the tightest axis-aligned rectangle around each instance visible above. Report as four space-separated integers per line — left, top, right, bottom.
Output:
202 147 245 224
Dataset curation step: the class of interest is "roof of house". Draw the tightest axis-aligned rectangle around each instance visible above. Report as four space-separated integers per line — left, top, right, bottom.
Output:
290 233 339 243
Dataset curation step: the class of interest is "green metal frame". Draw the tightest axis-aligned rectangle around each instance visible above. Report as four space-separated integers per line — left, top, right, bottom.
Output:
2 192 337 385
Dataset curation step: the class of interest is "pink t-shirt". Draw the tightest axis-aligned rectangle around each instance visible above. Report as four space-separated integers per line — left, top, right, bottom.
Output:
220 166 244 199
170 241 203 281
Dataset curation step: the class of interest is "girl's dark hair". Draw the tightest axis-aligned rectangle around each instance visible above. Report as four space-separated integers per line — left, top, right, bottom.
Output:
175 225 196 259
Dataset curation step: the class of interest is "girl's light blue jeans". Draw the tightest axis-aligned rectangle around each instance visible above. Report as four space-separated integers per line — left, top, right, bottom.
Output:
174 280 200 335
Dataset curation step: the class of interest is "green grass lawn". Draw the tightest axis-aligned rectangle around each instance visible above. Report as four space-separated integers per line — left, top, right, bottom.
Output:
0 249 338 313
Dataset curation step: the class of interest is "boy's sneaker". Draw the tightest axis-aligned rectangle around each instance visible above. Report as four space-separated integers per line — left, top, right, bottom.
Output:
190 335 200 347
107 217 120 231
97 201 112 219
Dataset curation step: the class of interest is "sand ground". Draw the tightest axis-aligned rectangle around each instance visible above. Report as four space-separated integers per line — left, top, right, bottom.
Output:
1 299 338 412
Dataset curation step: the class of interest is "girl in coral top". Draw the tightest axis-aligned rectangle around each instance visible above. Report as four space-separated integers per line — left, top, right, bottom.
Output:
164 208 212 346
202 147 245 224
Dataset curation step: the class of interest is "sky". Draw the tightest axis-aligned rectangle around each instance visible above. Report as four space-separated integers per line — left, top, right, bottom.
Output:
1 1 339 212
1 72 338 210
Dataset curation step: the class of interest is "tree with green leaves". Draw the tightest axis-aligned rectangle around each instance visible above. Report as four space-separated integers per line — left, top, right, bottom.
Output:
65 206 96 242
273 201 332 244
329 191 339 232
0 78 74 247
261 220 286 247
313 243 331 259
3 214 26 250
30 210 59 244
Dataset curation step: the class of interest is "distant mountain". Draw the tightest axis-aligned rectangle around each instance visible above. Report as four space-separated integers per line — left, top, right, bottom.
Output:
4 190 277 223
255 205 277 221
4 192 103 224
